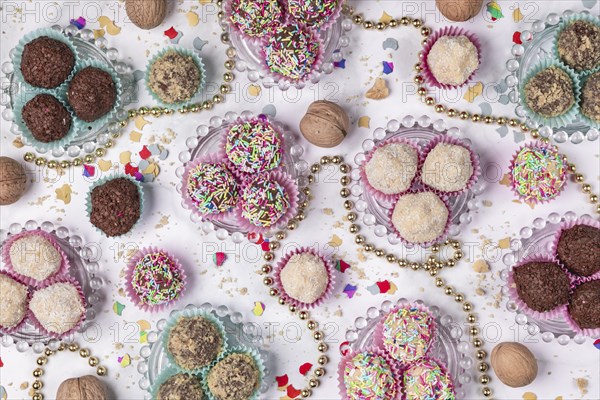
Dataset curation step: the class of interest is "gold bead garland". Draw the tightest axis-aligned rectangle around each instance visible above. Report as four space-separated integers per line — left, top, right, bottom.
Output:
29 342 107 400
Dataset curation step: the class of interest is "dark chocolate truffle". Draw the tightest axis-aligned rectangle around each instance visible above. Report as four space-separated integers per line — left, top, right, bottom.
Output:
21 94 72 143
557 20 600 71
512 261 570 312
20 36 75 89
568 280 600 329
68 67 116 122
157 373 205 400
524 66 575 118
556 224 600 277
581 71 600 123
167 316 223 371
90 178 140 237
206 353 259 400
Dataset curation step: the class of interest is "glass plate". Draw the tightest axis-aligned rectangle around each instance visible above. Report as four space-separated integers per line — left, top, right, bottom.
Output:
0 220 104 352
349 115 485 248
137 303 270 400
341 298 474 399
500 211 595 345
175 111 308 241
504 10 599 144
0 24 136 159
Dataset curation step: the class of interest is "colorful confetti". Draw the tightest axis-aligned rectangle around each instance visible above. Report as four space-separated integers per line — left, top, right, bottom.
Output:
260 240 271 252
333 59 346 69
213 252 227 266
137 320 151 331
70 17 86 29
193 37 208 51
247 232 265 244
286 385 301 399
113 301 125 316
522 392 537 400
252 301 266 316
139 331 148 344
382 38 399 51
513 31 523 44
83 164 96 177
379 11 393 24
594 338 600 349
0 357 3 367
276 374 289 389
464 82 484 103
0 386 6 400
186 11 200 27
513 7 524 22
248 84 261 97
262 104 277 117
299 363 312 375
486 1 504 20
343 284 358 298
339 341 351 356
118 353 131 367
139 146 152 160
382 61 394 74
98 159 112 172
358 116 371 128
366 280 397 295
98 16 121 35
164 26 178 39
55 184 72 205
328 234 342 247
336 260 350 273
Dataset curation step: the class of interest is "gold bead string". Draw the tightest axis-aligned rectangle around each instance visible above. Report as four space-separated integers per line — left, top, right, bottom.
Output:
29 342 107 400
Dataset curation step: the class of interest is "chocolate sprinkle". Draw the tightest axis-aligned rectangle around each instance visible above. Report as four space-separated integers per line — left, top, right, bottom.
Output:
557 20 600 71
21 94 71 143
167 316 223 371
556 224 600 277
524 67 575 118
68 66 116 122
513 261 570 312
20 36 75 89
90 178 140 237
569 280 600 330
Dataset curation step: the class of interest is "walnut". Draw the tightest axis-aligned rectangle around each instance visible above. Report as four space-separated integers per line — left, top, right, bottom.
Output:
56 375 107 400
125 0 167 30
299 100 350 148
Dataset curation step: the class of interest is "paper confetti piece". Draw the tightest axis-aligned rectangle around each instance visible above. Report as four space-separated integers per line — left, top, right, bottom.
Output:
137 320 151 331
139 146 152 160
252 302 265 316
336 260 350 273
120 151 132 165
125 163 138 176
486 1 504 20
55 184 72 204
135 115 151 130
498 95 510 105
133 70 144 82
248 85 261 97
379 11 393 24
148 144 161 155
343 284 357 298
70 17 86 29
478 102 492 116
159 149 169 160
193 37 208 51
286 385 301 399
339 341 351 356
464 82 483 103
134 171 144 182
513 130 525 143
334 59 346 68
164 26 178 39
262 104 277 117
12 137 24 148
276 374 289 389
186 11 200 26
98 16 121 35
97 159 112 172
83 164 95 177
299 363 312 376
382 38 399 51
138 160 150 172
387 281 398 294
214 252 227 266
328 234 342 247
496 125 509 137
247 232 265 244
358 116 370 128
382 61 394 74
367 280 393 294
594 338 600 349
113 301 125 316
498 237 510 249
261 240 271 252
513 7 523 22
139 331 148 343
118 354 131 367
93 29 105 38
0 357 3 367
0 386 6 400
513 31 523 44
522 393 537 400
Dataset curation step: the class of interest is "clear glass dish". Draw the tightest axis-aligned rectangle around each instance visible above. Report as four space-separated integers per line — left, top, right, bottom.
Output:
175 111 308 241
349 115 485 248
0 220 104 353
137 303 270 400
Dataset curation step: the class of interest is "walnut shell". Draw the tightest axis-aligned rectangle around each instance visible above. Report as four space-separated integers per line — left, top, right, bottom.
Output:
0 156 26 206
56 375 107 400
491 342 538 388
435 0 483 22
126 0 167 30
300 100 350 148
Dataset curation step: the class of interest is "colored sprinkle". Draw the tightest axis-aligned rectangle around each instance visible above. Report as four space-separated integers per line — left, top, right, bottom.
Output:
240 176 290 228
382 306 434 362
344 352 397 399
226 117 282 174
403 358 455 400
510 145 567 203
287 0 339 27
230 0 283 38
265 23 320 81
131 251 184 306
187 162 238 215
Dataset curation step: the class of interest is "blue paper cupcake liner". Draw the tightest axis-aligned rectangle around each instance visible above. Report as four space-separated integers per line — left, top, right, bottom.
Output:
13 91 79 151
553 13 600 76
12 27 79 93
578 67 600 129
519 58 581 129
145 47 206 110
202 345 265 400
149 366 204 400
85 174 144 238
161 308 228 375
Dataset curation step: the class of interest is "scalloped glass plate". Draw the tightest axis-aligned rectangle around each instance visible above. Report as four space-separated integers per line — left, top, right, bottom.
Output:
504 10 599 144
175 111 307 241
137 303 271 399
350 115 485 248
341 298 474 398
0 220 104 352
1 24 136 159
500 211 595 345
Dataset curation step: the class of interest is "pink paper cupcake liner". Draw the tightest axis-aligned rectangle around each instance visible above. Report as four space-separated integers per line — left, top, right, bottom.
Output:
507 254 571 320
508 141 568 205
550 217 600 282
373 302 437 365
564 279 600 338
418 135 481 197
235 169 299 235
124 247 187 313
359 137 421 203
337 346 403 400
2 229 71 288
223 0 286 46
281 0 345 32
181 152 240 223
420 26 482 90
399 356 456 400
28 275 87 340
387 189 452 248
273 246 336 310
0 270 31 335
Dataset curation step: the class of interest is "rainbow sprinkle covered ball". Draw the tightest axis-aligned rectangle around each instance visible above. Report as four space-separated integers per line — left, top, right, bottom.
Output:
225 116 282 174
381 306 435 363
403 358 455 400
240 175 290 228
287 0 339 27
229 0 284 38
131 251 184 307
343 351 398 399
186 162 238 215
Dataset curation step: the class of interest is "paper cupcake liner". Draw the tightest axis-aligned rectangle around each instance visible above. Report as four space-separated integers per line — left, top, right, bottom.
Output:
124 247 187 313
359 137 421 203
551 217 600 282
508 141 568 205
399 356 456 400
1 229 71 288
259 22 325 86
223 0 286 46
273 247 336 310
373 302 437 365
12 91 79 151
235 170 299 235
85 174 144 238
281 0 345 32
418 135 480 197
564 279 600 338
578 68 600 128
519 58 581 129
62 58 123 133
145 47 206 111
553 13 600 76
507 254 571 320
149 366 202 400
220 114 286 181
420 26 482 89
13 28 79 92
387 189 452 248
182 152 239 223
0 270 31 335
162 308 229 375
202 345 266 400
337 346 403 400
28 275 87 340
